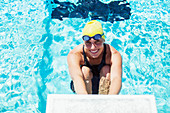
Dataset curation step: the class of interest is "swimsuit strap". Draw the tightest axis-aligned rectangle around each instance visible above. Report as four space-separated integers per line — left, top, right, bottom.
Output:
83 45 92 68
97 44 106 71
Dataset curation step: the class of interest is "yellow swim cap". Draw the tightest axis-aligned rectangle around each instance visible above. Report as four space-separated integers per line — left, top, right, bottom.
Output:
82 20 105 40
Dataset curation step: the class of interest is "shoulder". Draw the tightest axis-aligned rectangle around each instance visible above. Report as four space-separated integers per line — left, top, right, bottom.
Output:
67 44 84 64
106 44 122 64
68 44 83 56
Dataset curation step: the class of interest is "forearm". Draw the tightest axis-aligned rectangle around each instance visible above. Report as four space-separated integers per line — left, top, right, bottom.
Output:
108 77 122 95
73 77 88 94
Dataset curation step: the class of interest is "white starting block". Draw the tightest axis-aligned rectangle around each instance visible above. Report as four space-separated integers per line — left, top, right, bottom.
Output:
46 94 157 113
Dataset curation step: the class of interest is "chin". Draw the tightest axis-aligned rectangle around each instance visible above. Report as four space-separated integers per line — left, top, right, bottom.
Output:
89 50 101 58
90 54 99 58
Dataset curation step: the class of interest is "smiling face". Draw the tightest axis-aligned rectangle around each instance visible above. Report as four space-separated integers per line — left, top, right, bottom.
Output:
82 20 105 58
84 38 105 58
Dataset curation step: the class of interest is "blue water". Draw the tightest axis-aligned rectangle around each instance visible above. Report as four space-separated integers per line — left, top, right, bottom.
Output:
0 0 169 113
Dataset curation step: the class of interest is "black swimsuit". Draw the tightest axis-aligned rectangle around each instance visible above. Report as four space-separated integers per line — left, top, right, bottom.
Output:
70 44 108 94
82 44 107 76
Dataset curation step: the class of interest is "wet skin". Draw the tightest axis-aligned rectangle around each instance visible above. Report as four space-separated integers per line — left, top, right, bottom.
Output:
84 38 104 59
67 37 122 94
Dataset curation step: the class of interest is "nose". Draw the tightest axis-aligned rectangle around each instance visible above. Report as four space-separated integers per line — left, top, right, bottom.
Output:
89 38 97 49
91 43 96 49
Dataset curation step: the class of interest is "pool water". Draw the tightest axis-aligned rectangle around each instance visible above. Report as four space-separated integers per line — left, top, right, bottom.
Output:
0 0 169 113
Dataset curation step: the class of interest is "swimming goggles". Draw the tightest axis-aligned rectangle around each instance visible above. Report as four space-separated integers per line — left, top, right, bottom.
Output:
82 34 104 41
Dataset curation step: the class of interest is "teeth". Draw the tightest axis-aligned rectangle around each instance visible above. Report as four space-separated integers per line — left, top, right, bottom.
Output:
91 50 98 53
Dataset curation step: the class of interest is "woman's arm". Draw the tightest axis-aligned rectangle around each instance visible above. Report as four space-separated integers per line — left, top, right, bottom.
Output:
67 52 88 94
108 52 122 95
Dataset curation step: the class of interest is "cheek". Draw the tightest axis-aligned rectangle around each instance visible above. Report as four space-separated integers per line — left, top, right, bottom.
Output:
84 45 92 52
98 44 104 48
85 44 91 49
